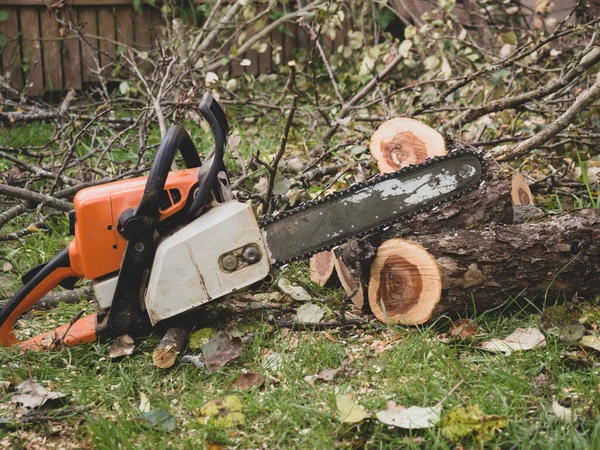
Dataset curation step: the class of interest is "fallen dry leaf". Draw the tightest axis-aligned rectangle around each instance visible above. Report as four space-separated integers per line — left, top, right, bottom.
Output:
376 403 442 429
139 392 151 413
552 400 577 424
202 332 243 373
278 277 311 301
442 404 508 442
108 334 135 359
480 327 546 355
11 380 66 409
189 328 217 349
304 368 340 386
262 352 283 372
541 304 585 343
230 373 266 391
199 395 245 427
449 319 478 340
580 335 600 352
336 395 370 423
296 303 324 324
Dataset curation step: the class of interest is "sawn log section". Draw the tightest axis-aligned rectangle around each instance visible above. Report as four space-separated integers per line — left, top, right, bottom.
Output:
405 209 600 318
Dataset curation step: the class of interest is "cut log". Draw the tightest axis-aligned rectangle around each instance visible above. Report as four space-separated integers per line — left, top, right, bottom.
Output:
152 325 191 369
403 209 600 318
369 118 447 173
309 251 336 286
368 239 442 325
334 255 365 310
511 173 534 206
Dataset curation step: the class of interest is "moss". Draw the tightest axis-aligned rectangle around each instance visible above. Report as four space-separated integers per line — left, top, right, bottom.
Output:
540 304 585 343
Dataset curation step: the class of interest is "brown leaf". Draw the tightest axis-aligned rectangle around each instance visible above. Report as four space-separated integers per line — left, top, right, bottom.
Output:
304 368 340 385
230 372 266 391
449 319 478 340
316 368 339 381
202 332 243 373
10 380 66 409
108 334 135 359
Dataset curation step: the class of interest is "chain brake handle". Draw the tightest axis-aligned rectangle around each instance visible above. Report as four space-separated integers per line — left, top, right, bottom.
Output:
188 92 229 217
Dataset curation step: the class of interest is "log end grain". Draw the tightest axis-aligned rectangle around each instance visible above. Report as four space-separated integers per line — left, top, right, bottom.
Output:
511 173 534 206
370 118 446 173
309 251 336 286
334 256 365 310
368 239 442 325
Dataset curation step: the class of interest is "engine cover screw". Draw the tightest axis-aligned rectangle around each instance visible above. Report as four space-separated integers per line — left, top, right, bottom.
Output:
221 254 238 272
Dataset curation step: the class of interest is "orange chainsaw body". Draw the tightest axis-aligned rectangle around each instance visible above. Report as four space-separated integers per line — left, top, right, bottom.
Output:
0 168 200 350
69 167 200 280
1 94 229 351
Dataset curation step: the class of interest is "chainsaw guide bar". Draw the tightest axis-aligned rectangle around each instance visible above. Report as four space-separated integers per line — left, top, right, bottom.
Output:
260 149 486 267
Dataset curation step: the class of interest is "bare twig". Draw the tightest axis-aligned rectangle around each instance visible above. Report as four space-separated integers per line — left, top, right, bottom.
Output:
264 95 299 216
441 46 600 132
0 185 74 212
322 50 405 143
494 73 600 161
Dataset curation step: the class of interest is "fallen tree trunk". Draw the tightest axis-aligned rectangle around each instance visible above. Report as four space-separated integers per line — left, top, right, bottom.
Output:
403 209 600 319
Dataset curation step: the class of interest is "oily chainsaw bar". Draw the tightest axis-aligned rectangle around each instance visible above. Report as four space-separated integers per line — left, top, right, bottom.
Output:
260 149 486 267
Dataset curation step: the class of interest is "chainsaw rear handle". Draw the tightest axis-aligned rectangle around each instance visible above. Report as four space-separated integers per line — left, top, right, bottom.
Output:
0 248 95 349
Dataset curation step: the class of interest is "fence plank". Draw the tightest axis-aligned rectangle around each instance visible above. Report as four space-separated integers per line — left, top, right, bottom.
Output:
79 7 99 82
150 7 166 47
20 7 44 95
40 11 64 91
134 7 152 73
0 7 23 90
61 10 83 90
115 5 134 47
134 7 152 50
257 7 271 74
270 28 283 70
245 23 259 76
98 6 116 74
282 22 295 64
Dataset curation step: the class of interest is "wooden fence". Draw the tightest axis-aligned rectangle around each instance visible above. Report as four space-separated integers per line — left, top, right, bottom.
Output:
0 0 346 96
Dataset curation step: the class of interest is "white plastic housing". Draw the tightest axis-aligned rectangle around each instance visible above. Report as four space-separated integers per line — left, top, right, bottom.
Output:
93 276 118 309
144 201 270 324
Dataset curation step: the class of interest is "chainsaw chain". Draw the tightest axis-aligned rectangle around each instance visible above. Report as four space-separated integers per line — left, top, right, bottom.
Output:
259 148 487 268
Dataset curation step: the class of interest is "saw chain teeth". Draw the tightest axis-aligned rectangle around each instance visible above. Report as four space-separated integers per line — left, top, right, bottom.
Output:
261 149 486 268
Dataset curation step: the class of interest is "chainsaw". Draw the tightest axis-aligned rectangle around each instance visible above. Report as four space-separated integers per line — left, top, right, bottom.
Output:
0 93 485 351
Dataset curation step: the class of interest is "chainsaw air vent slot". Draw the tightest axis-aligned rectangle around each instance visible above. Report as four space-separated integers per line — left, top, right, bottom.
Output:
159 189 182 212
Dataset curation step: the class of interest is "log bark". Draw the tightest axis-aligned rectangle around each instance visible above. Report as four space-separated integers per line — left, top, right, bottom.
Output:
152 325 191 369
405 209 600 319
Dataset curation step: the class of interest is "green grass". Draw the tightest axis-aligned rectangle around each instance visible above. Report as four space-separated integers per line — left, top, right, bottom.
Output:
2 293 600 449
1 83 599 449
